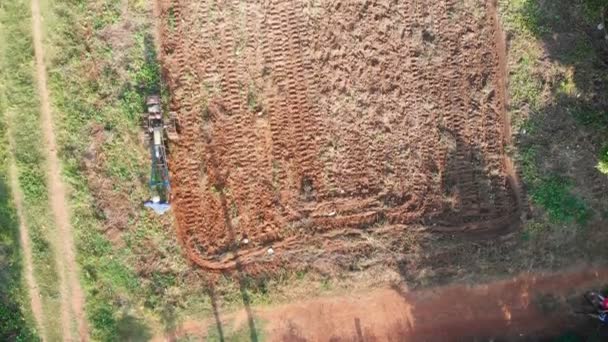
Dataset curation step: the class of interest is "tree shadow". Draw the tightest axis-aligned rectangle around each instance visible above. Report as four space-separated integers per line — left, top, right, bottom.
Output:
218 187 260 342
207 284 226 342
427 126 521 234
507 0 608 231
0 177 38 340
203 148 260 342
116 313 153 342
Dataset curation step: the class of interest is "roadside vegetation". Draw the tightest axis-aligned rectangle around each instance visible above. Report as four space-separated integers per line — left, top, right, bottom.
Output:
0 0 61 340
46 0 173 339
0 89 39 339
500 0 608 230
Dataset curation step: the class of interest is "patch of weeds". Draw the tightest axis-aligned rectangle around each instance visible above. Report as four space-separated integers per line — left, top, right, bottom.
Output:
569 104 608 129
582 0 607 23
519 147 591 225
530 176 592 225
597 145 608 175
47 0 173 339
510 53 543 110
501 0 550 36
518 147 541 184
92 0 122 30
247 83 261 113
167 6 176 31
320 276 332 291
562 38 596 65
522 219 551 238
557 70 578 96
88 300 119 341
0 101 40 340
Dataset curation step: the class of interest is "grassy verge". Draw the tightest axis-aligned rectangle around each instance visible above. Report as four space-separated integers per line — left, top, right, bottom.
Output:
0 61 39 341
499 0 606 229
44 0 208 339
0 0 63 340
0 138 39 339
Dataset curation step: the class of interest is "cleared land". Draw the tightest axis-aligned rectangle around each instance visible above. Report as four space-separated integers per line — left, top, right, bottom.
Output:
160 267 608 341
158 0 520 271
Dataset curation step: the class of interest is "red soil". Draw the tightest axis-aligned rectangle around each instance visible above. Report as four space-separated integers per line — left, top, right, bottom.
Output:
159 267 608 341
157 0 521 270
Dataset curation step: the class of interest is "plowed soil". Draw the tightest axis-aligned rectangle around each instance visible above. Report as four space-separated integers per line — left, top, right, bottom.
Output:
158 0 521 270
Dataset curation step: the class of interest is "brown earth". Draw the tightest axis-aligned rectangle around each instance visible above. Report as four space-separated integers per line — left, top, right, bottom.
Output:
157 0 521 271
160 267 608 341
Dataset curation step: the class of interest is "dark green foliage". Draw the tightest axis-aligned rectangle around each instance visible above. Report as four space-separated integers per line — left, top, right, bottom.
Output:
88 302 118 342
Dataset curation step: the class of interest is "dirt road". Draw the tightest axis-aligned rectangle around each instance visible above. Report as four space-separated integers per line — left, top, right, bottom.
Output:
6 120 46 340
30 0 89 339
165 267 608 341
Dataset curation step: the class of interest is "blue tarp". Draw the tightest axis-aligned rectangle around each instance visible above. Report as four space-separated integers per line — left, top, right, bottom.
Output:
144 201 171 215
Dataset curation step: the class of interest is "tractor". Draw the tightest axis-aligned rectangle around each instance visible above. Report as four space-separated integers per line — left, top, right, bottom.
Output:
142 95 179 214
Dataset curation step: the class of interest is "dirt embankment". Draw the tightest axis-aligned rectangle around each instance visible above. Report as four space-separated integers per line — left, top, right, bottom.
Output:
163 267 608 341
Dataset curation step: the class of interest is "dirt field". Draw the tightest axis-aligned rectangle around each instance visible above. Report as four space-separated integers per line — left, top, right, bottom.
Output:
158 0 521 270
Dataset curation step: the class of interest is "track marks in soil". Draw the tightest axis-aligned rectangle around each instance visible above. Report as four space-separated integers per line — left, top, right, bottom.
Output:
31 0 89 338
5 119 46 340
160 0 521 270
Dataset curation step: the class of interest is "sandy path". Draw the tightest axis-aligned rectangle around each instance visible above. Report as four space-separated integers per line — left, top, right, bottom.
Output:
30 0 89 340
6 120 46 340
163 267 608 341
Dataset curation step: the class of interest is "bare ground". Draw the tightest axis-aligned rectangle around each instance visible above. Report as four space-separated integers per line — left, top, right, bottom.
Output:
158 0 521 272
30 0 89 339
160 267 608 341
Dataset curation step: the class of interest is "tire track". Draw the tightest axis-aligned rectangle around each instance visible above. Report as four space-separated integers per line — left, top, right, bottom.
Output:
5 118 46 341
31 0 89 338
160 0 522 271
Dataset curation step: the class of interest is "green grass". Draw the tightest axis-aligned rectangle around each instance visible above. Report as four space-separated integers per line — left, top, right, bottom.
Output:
501 0 600 229
43 0 213 339
0 0 63 340
530 177 591 225
519 145 591 225
570 105 608 129
0 101 40 341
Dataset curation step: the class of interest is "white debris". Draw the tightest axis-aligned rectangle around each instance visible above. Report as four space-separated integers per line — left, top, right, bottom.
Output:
598 23 605 30
267 247 274 255
242 238 249 245
152 196 161 204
